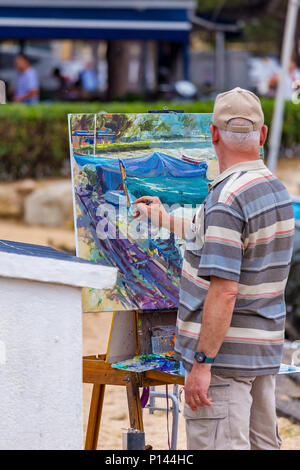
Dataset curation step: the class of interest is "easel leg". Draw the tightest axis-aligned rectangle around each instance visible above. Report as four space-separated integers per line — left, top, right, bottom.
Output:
126 379 144 432
133 310 140 356
85 384 106 450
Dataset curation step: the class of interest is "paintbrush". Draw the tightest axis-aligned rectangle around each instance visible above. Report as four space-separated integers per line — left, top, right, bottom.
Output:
118 160 153 218
129 201 153 207
118 160 130 207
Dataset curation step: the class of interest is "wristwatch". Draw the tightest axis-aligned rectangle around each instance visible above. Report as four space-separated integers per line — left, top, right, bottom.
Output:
194 351 215 364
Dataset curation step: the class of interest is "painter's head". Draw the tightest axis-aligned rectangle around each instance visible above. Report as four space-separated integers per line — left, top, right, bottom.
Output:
210 87 268 162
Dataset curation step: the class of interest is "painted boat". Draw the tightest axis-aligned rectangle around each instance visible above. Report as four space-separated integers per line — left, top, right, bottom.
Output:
75 150 210 206
181 154 206 164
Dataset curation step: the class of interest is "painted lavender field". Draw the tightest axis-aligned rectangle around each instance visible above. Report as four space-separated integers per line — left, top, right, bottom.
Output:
69 112 218 312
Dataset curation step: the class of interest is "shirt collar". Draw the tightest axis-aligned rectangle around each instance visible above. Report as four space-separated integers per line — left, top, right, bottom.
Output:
210 159 266 189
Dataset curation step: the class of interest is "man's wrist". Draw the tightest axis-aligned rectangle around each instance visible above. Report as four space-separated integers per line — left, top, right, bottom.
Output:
192 361 212 371
194 351 215 364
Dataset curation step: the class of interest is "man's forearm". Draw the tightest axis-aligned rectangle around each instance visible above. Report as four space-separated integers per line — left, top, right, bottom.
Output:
196 277 238 358
134 198 191 239
168 215 190 239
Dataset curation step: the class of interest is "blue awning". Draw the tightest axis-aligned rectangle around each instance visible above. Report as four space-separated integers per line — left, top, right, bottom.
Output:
0 1 195 41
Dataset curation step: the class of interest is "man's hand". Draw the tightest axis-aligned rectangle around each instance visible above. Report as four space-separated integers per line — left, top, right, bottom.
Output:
185 363 212 412
132 195 190 238
132 196 168 227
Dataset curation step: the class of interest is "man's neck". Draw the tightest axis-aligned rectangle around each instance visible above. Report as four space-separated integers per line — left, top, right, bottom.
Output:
217 149 260 174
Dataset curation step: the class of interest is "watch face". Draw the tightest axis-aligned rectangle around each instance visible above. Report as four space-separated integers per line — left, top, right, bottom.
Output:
195 352 206 363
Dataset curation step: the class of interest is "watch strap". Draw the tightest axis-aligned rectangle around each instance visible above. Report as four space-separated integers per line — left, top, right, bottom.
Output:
204 357 215 364
194 351 215 364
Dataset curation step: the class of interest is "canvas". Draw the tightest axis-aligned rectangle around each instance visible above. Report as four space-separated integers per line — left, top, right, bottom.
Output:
68 112 218 312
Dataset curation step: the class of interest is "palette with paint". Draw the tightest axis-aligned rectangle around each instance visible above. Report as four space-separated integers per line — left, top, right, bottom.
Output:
111 354 182 375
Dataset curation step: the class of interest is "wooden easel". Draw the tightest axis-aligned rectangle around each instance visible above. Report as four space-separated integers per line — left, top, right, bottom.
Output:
82 109 187 449
83 309 184 450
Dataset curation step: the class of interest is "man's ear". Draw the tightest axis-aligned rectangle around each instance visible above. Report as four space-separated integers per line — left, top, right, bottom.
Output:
260 125 268 146
210 124 219 144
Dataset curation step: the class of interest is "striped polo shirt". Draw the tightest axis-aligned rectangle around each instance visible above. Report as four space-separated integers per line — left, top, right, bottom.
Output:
175 159 295 376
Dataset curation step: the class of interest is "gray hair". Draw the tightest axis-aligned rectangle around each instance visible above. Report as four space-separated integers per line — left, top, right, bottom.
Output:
219 118 260 150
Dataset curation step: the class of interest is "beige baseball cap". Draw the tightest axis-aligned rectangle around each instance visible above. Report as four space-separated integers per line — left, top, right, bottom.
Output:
212 87 264 133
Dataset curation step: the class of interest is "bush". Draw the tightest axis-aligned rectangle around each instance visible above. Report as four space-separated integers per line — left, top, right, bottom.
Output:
0 99 299 180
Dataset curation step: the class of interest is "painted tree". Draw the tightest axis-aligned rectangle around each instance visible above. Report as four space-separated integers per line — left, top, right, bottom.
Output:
98 113 134 140
71 114 95 131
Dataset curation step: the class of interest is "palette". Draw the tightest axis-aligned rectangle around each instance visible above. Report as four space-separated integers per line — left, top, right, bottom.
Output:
111 354 184 376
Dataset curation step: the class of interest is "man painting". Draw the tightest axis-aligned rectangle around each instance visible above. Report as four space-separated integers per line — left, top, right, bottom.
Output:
134 88 294 450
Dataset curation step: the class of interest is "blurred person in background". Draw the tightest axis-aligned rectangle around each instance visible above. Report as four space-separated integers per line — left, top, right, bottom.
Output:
268 59 300 99
79 61 98 100
255 57 279 97
52 66 72 101
13 53 39 104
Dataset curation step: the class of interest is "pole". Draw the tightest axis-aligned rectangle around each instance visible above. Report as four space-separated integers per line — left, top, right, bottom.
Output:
0 80 5 104
182 39 190 81
267 0 299 173
215 31 226 92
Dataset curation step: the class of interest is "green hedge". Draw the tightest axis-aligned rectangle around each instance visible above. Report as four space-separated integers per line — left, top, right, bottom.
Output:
0 99 299 180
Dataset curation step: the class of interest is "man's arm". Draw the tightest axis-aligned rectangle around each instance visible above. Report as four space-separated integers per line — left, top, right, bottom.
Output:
169 214 190 239
13 88 39 103
196 276 238 357
133 196 190 239
184 276 238 412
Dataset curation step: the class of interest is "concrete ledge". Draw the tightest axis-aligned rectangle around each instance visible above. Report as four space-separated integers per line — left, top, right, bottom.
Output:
0 251 117 289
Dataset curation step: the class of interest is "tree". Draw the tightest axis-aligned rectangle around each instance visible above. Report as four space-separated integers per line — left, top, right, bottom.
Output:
196 0 295 57
106 41 131 101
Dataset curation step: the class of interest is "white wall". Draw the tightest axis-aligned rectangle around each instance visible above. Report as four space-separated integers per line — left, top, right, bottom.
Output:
0 277 83 450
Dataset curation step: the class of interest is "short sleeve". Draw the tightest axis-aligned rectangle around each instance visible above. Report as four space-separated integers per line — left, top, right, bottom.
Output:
197 203 245 282
27 69 39 91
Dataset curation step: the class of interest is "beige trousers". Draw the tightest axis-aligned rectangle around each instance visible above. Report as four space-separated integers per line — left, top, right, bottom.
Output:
184 373 281 450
